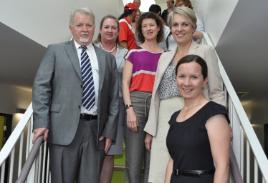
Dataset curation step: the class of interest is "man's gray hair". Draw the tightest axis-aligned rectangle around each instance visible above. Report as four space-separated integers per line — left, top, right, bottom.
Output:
69 8 95 26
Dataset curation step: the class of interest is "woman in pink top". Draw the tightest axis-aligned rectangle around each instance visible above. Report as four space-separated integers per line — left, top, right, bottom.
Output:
122 12 164 183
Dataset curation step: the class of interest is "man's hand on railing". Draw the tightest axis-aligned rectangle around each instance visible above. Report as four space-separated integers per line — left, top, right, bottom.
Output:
17 136 45 183
33 128 49 144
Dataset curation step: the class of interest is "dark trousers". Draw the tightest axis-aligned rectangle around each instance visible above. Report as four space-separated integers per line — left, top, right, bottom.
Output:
49 118 104 183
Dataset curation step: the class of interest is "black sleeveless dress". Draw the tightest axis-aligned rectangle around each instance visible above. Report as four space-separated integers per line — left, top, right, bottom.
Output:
166 101 229 183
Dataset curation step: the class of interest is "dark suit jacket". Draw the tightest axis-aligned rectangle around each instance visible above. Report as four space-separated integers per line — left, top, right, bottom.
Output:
32 40 119 145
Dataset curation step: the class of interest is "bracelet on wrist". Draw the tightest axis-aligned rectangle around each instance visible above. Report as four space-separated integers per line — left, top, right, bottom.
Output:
125 104 133 110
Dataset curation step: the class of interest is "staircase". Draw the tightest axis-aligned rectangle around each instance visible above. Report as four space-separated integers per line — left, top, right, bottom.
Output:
1 32 268 183
1 0 268 182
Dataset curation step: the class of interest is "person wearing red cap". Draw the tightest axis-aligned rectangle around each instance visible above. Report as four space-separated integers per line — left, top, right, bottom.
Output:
118 3 138 50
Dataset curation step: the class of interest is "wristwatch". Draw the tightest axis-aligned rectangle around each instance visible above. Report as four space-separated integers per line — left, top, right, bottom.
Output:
125 104 133 110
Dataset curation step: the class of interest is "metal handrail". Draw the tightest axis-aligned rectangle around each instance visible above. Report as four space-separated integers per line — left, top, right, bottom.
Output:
16 136 44 183
203 32 268 181
0 103 32 165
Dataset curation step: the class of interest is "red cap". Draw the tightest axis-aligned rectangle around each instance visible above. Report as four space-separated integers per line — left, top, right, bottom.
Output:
124 3 138 12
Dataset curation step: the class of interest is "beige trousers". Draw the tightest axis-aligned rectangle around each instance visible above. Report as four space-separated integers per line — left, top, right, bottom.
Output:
148 97 184 183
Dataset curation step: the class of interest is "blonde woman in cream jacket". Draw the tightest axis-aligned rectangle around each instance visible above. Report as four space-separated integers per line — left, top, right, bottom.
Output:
144 7 226 183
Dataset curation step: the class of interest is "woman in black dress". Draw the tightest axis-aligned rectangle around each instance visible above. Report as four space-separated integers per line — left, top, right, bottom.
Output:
165 55 231 183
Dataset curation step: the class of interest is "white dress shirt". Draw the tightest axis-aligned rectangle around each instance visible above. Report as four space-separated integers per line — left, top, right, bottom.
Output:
74 41 99 115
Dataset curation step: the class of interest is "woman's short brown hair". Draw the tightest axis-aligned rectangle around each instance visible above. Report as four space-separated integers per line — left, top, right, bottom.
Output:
136 12 164 43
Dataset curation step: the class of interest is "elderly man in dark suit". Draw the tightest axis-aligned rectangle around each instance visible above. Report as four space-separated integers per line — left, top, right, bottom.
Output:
32 8 119 183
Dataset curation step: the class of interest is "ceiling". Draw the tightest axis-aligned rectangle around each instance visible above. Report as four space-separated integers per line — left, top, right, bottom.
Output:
0 22 45 87
215 0 268 123
216 0 268 96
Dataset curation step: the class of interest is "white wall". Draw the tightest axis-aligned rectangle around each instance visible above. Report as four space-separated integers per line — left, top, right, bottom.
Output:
0 84 31 114
0 0 124 47
154 0 238 44
192 0 238 44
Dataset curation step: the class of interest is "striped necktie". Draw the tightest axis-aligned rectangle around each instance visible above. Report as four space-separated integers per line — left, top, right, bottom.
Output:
80 45 95 110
